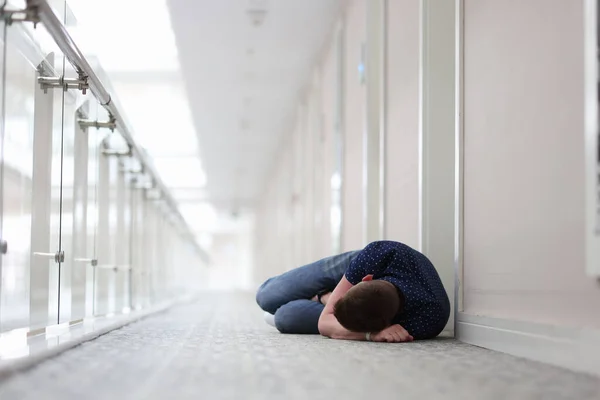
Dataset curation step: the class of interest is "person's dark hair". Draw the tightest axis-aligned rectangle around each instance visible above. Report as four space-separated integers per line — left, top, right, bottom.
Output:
333 280 403 332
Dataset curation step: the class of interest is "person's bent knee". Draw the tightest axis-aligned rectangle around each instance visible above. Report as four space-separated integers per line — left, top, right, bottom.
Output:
274 304 295 333
255 287 269 312
274 302 320 334
255 281 277 314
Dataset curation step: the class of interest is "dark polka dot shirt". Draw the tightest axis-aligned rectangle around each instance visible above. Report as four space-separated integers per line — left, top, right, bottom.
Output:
345 240 450 340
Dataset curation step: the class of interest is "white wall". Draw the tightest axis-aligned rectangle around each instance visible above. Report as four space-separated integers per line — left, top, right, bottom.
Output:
462 0 600 329
253 2 456 322
341 0 367 252
204 224 254 291
253 0 367 285
419 0 457 334
384 0 420 249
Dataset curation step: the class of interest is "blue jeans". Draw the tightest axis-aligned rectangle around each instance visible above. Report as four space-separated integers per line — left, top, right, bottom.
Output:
256 251 360 334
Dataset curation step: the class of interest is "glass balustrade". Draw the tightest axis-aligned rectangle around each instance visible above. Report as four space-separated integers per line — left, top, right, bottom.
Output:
0 0 205 336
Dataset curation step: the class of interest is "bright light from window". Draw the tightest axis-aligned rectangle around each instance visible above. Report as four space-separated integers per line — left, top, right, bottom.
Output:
179 202 218 232
66 0 207 197
152 157 206 188
331 172 342 190
196 232 214 249
111 82 199 157
67 0 179 71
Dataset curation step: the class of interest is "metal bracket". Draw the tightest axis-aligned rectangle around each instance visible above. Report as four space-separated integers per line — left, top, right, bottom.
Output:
102 149 131 157
74 258 98 267
93 264 129 273
38 75 89 95
596 164 600 235
79 115 117 132
0 3 40 27
121 167 143 174
135 183 154 190
33 250 64 264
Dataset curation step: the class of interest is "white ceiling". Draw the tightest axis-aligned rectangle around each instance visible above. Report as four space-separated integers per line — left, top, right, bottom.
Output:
167 0 343 212
66 0 342 244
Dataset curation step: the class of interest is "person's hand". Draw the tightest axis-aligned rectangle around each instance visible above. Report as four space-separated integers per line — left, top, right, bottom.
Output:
319 292 332 305
370 324 413 343
311 292 332 305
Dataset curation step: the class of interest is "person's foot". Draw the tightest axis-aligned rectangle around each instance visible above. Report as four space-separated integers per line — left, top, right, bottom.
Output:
263 312 276 328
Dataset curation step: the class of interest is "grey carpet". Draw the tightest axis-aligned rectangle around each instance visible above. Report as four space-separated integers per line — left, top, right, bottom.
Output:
0 292 598 400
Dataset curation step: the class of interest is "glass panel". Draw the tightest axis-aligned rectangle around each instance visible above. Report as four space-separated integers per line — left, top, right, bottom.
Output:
0 13 7 332
115 161 132 312
0 0 208 333
143 198 156 307
56 62 79 324
94 129 111 316
47 63 64 326
154 209 166 301
103 155 119 313
3 0 67 331
130 184 144 310
595 0 600 237
95 129 130 316
107 154 118 314
85 101 101 317
28 0 67 330
70 100 90 322
29 52 56 331
0 25 39 332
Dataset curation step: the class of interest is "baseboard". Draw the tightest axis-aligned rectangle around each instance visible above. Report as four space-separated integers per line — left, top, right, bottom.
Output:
457 313 600 377
0 295 194 379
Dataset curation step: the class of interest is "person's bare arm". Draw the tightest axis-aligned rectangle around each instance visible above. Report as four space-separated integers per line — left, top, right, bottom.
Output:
317 275 414 342
317 276 367 340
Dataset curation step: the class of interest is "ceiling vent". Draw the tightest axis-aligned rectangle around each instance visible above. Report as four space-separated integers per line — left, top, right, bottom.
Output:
246 0 269 26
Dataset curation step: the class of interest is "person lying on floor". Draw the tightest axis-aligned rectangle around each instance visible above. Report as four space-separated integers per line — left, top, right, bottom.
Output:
256 240 450 342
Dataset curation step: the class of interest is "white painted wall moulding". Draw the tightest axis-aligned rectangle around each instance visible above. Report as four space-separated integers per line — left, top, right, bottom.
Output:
457 312 600 377
583 0 600 277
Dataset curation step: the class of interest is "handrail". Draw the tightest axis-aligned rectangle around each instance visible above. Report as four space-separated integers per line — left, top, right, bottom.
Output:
29 0 209 262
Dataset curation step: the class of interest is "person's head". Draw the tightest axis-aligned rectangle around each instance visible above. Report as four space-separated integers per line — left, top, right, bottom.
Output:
333 275 404 332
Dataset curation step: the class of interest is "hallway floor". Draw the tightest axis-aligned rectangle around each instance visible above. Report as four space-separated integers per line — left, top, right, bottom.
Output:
0 293 598 400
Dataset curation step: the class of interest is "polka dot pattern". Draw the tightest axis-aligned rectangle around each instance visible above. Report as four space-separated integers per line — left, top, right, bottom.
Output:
345 241 451 340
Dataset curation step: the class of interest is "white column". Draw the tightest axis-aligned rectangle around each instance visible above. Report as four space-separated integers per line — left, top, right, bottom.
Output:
57 74 78 325
419 0 457 334
95 148 111 315
29 55 55 330
70 102 90 321
0 16 5 330
85 116 99 318
341 0 367 252
384 0 420 249
130 184 145 309
584 0 600 277
364 0 386 244
331 23 345 255
142 196 155 306
114 162 128 312
300 102 313 262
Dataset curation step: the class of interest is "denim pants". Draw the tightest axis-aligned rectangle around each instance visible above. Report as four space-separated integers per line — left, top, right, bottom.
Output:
255 251 360 334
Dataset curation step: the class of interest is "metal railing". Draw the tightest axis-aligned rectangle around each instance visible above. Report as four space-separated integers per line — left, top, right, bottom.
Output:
4 0 208 262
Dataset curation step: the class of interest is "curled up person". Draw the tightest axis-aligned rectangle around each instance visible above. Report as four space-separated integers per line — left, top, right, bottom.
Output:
255 240 450 342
